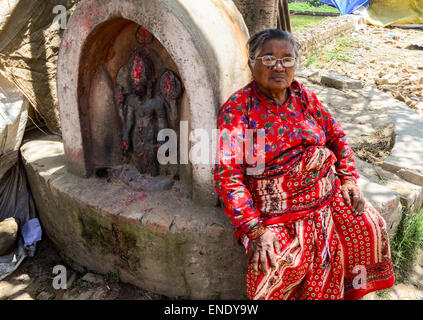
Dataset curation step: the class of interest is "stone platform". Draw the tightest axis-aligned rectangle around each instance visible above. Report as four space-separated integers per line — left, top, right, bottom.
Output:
20 131 246 299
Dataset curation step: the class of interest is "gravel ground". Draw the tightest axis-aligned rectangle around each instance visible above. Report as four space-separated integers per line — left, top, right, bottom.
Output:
306 24 423 114
0 237 167 300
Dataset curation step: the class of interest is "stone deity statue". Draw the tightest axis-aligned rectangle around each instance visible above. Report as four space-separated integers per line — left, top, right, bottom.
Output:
115 48 182 177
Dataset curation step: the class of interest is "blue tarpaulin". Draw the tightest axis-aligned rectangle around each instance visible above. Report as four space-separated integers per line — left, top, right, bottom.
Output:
319 0 371 15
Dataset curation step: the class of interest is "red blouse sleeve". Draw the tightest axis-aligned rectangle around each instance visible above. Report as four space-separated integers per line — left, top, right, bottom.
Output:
214 94 263 240
302 88 359 184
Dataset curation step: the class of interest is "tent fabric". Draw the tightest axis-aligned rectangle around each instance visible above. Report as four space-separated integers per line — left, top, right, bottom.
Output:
0 73 41 280
365 0 423 27
0 0 81 136
0 73 29 180
319 0 371 15
0 161 41 281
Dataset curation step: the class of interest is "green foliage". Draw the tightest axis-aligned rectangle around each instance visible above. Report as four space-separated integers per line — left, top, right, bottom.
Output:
290 15 329 32
326 37 359 62
374 288 392 300
326 49 348 62
105 269 120 283
305 49 321 68
308 0 323 7
390 208 423 282
289 2 338 12
305 37 360 67
210 292 221 300
337 37 359 48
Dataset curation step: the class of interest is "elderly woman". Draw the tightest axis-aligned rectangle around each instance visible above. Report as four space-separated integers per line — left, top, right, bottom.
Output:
214 29 395 300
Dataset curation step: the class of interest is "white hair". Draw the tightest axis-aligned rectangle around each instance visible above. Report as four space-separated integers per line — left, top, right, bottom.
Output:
247 29 300 66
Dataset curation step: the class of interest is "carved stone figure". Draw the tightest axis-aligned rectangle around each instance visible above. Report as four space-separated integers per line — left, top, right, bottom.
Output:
115 49 155 160
132 82 168 176
159 69 183 130
115 41 183 178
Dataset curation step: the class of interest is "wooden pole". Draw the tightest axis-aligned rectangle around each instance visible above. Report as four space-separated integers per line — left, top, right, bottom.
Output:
277 0 292 32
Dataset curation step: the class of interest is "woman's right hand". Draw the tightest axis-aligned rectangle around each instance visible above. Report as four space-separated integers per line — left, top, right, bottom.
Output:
341 181 365 215
247 229 282 275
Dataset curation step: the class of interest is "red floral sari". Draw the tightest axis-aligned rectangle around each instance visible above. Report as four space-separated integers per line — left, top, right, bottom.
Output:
214 80 395 300
243 145 394 299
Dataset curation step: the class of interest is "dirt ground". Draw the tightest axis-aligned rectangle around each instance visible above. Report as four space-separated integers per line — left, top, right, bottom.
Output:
0 237 167 300
306 24 423 113
302 23 423 165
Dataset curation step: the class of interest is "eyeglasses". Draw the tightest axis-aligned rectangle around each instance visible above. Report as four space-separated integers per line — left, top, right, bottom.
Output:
255 55 296 68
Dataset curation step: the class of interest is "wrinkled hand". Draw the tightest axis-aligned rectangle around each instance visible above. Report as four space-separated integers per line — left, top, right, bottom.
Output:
247 229 282 275
341 182 365 215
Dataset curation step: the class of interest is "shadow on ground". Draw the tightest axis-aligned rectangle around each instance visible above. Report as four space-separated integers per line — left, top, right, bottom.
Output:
0 237 167 300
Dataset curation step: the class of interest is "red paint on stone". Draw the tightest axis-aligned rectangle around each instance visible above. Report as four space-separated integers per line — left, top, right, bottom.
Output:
63 145 84 164
165 76 172 95
117 90 124 105
132 57 144 86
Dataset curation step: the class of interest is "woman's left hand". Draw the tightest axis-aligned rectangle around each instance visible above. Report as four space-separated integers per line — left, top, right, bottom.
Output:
341 182 365 215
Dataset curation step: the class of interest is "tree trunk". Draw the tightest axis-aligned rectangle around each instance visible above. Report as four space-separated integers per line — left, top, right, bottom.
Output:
233 0 279 36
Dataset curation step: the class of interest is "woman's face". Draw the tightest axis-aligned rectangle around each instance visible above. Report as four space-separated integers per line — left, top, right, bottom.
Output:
249 39 296 95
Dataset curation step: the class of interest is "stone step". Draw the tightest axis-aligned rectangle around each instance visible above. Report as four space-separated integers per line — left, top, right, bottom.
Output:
355 157 423 214
353 87 423 188
356 174 402 236
321 73 363 90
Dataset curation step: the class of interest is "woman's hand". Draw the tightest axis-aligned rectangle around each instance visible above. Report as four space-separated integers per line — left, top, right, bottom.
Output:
247 229 282 275
341 181 365 215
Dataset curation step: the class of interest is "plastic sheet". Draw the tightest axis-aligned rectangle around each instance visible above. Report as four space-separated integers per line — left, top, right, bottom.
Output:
0 73 41 280
365 0 423 27
0 161 41 280
319 0 371 15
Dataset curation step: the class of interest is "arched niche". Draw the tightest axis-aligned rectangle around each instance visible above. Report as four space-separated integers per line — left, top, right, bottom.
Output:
57 0 251 204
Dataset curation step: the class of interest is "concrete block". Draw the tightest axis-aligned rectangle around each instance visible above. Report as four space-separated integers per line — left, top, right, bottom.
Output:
355 157 423 213
397 169 423 187
321 73 363 90
295 68 321 83
357 176 402 235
